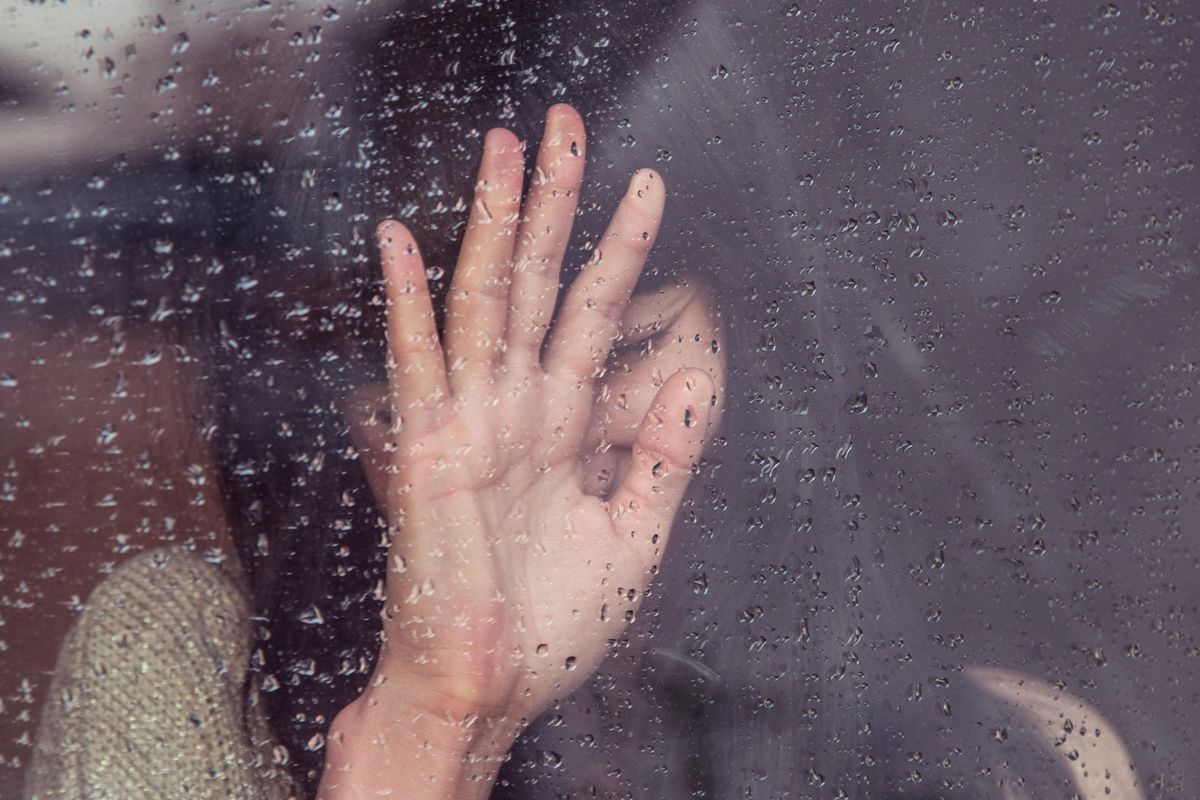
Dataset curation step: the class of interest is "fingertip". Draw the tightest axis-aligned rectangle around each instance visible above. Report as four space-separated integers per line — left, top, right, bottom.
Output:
547 102 579 118
481 128 525 185
377 221 423 286
375 218 397 239
635 167 663 184
627 168 666 209
680 366 716 399
484 127 521 154
376 219 414 249
546 103 585 141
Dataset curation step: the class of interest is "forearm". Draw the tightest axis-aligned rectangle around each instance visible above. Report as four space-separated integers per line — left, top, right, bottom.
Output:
316 682 524 800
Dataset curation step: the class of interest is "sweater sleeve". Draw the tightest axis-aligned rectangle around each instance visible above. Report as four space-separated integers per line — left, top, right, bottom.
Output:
24 548 295 800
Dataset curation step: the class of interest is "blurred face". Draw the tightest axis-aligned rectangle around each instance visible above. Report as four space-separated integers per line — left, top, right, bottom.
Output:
0 0 385 172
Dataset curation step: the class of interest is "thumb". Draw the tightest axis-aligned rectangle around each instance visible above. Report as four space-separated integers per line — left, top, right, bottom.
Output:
606 367 715 569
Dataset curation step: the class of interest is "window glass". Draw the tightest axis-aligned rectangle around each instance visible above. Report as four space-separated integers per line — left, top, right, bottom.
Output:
1 2 1196 798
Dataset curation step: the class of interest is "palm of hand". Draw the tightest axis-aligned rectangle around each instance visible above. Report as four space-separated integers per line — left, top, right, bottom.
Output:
365 105 717 725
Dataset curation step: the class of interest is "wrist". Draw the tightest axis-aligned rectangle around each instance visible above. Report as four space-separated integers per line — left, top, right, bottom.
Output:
317 675 526 800
368 645 545 736
339 676 525 761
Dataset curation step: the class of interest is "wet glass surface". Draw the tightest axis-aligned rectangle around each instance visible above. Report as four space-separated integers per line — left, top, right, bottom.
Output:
2 2 1198 797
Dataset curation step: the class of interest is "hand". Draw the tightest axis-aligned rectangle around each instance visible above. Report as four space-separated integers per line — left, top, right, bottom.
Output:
348 105 720 733
347 278 727 520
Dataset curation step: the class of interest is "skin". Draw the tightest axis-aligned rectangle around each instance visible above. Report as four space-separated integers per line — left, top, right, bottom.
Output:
0 101 724 786
317 104 724 799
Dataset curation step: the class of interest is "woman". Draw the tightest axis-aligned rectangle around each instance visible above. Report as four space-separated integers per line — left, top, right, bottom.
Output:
21 103 728 798
319 109 720 799
17 102 1149 800
5 1 1177 798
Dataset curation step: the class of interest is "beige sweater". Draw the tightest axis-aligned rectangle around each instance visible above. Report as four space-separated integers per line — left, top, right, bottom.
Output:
25 548 295 799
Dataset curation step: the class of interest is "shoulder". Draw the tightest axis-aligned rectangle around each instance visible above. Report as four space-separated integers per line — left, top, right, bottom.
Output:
85 547 250 634
74 547 254 677
25 548 292 800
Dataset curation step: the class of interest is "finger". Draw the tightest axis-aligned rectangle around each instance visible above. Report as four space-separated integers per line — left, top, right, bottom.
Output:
505 104 586 365
443 127 524 388
343 382 391 511
588 279 726 450
378 221 450 437
544 168 665 384
607 368 714 570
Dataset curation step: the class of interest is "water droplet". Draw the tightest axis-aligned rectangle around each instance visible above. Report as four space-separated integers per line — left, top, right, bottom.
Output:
844 392 869 415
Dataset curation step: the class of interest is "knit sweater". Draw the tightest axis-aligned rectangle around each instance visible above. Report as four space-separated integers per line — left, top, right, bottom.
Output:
24 548 295 799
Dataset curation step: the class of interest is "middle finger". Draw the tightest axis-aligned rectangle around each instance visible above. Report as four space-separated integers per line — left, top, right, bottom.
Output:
504 104 587 368
443 127 524 389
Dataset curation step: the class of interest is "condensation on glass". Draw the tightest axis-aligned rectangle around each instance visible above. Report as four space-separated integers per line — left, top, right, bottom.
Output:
1 1 1197 798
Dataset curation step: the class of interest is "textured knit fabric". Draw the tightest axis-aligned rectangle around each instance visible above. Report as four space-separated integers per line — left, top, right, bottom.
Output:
24 548 295 800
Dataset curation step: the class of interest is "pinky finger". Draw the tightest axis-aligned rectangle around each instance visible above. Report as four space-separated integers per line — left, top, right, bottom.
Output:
378 220 450 438
606 367 714 570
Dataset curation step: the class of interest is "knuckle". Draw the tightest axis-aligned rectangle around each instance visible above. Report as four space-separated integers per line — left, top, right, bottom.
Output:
620 229 655 257
390 336 439 361
453 276 510 304
636 441 693 477
532 176 578 200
